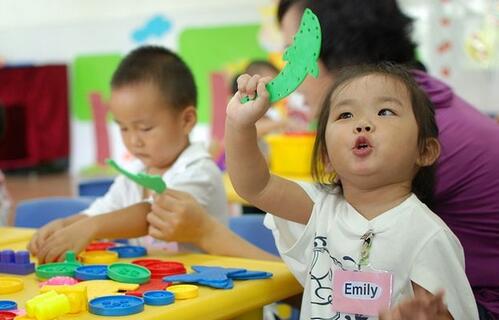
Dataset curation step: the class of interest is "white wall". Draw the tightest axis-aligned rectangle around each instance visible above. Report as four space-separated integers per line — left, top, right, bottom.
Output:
0 0 267 64
0 0 270 173
401 0 498 114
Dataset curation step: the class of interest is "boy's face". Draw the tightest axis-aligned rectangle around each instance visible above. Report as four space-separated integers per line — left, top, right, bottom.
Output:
325 74 420 189
109 82 194 172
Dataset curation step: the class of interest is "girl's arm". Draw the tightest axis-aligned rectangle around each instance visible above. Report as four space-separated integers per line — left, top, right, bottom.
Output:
226 75 313 224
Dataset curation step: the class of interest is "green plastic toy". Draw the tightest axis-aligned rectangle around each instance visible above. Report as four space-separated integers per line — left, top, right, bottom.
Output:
107 263 151 284
106 159 167 193
241 8 321 103
35 251 82 279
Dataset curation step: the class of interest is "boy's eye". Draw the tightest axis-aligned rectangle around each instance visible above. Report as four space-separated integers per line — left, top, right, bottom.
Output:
140 127 153 132
337 112 353 120
378 108 395 116
119 127 128 132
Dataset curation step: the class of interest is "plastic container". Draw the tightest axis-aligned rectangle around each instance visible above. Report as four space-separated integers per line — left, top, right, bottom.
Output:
265 133 315 177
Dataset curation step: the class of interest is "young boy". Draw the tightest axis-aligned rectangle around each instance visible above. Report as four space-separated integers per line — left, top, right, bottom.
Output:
28 46 228 263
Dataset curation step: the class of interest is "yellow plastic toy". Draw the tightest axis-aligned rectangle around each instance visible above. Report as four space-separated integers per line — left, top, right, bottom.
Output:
39 285 87 313
27 291 58 317
0 276 23 294
265 133 315 177
26 290 70 320
167 284 199 300
79 250 118 264
74 280 139 300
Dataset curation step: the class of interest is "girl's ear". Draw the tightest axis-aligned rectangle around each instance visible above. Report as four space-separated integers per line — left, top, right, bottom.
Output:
180 106 197 134
325 161 334 173
416 137 440 167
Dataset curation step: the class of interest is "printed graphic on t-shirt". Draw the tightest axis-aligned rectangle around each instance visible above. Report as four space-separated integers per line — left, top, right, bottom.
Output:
309 235 369 320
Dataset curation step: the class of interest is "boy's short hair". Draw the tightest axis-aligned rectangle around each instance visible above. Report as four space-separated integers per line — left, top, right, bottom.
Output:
111 46 197 111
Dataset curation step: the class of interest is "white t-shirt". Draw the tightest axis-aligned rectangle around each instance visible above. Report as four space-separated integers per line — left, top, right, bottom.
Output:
264 183 478 320
84 143 228 251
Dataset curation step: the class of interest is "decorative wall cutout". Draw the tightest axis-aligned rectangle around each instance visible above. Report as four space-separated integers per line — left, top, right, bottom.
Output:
132 15 172 43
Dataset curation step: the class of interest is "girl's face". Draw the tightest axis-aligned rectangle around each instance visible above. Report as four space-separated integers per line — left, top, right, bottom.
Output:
110 82 194 173
325 74 420 188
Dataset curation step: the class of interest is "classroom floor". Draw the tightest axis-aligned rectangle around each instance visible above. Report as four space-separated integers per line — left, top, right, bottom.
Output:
5 172 73 225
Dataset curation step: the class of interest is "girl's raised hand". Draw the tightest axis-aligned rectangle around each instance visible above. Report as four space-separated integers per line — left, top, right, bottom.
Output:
227 74 272 128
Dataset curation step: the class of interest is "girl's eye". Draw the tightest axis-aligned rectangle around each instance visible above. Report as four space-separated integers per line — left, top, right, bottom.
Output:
119 127 128 132
378 108 395 116
337 112 353 120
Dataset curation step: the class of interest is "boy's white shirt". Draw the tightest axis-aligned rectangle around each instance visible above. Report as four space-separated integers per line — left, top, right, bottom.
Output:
83 142 228 251
264 182 479 320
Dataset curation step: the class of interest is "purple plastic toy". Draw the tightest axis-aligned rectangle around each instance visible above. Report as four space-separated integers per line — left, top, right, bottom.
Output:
0 250 35 275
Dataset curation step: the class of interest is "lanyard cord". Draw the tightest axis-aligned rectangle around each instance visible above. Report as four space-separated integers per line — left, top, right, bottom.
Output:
359 229 375 269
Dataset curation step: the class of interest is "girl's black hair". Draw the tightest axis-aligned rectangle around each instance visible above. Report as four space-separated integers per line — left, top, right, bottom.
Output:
312 63 439 206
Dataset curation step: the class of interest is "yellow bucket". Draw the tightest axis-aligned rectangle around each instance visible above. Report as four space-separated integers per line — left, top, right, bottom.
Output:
265 133 316 177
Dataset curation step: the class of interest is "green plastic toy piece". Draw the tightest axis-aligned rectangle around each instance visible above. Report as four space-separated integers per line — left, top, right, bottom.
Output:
107 263 151 284
106 159 167 193
241 8 321 104
35 251 82 279
64 250 77 264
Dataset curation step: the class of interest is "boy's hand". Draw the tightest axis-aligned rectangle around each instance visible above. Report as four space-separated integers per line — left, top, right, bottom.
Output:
147 189 212 244
36 218 97 264
227 74 272 128
379 291 448 320
27 218 66 256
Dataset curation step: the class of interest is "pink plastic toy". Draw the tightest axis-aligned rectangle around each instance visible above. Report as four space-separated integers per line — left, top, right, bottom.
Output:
39 276 78 287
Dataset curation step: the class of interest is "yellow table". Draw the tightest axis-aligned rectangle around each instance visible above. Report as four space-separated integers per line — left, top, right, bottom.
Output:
0 229 302 320
0 227 37 247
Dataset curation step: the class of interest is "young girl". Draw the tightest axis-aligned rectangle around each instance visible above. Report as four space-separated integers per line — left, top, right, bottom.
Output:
226 63 478 319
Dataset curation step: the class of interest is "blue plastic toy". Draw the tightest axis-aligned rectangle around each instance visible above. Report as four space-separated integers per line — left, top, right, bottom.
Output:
0 250 35 275
163 265 273 289
89 295 144 316
74 265 108 281
108 245 147 258
164 272 233 289
228 270 273 280
143 291 175 306
0 300 17 311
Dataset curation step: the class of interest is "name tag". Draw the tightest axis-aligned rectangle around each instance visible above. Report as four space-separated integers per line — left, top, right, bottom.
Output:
332 269 392 316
